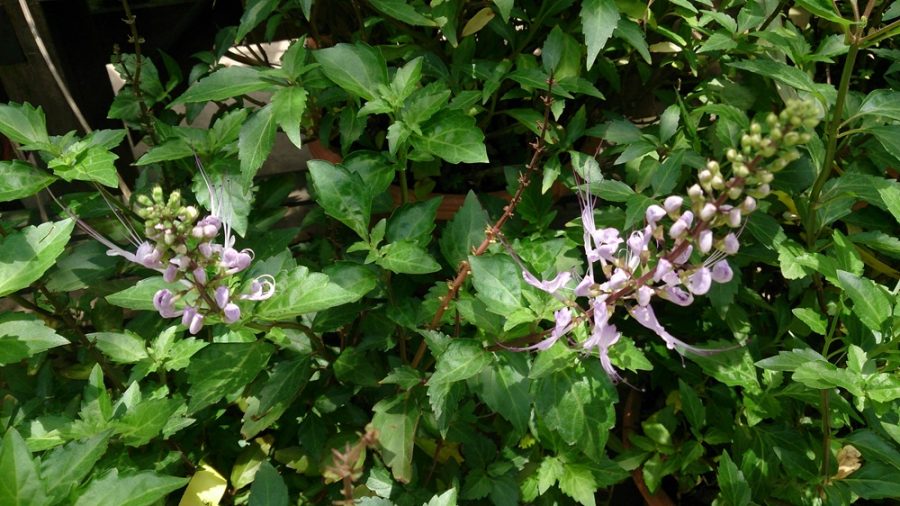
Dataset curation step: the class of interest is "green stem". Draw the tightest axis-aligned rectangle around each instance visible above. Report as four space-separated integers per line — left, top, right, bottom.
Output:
807 42 859 247
398 149 409 204
862 18 900 46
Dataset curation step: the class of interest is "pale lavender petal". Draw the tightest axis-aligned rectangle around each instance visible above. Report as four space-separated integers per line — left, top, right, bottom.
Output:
742 196 757 213
663 196 683 214
646 205 666 225
135 242 163 269
671 244 693 265
240 275 276 301
728 208 742 228
629 304 693 352
182 306 197 327
523 270 572 295
659 285 694 306
698 229 713 254
223 303 241 324
188 313 204 334
723 233 740 254
193 267 207 285
574 274 594 297
700 203 717 222
687 267 712 295
198 242 213 258
163 264 178 283
627 229 648 256
551 308 572 341
653 259 673 282
711 260 734 283
600 269 629 292
636 286 654 306
668 211 694 239
215 286 230 308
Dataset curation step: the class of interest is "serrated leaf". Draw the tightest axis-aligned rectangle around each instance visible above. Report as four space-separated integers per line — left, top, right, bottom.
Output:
716 452 751 506
558 464 597 506
0 428 48 505
115 397 183 446
73 469 187 506
242 358 312 439
836 270 892 334
89 331 148 363
271 86 307 150
307 159 372 239
370 0 437 26
135 139 193 165
235 0 279 42
469 254 522 315
0 161 55 203
257 265 362 320
411 110 488 164
239 104 277 183
185 342 274 413
40 433 109 503
0 102 48 145
314 43 388 101
48 146 119 187
439 191 486 267
371 395 419 483
0 313 69 364
172 66 271 105
0 219 74 298
581 0 620 70
471 352 531 432
248 461 288 506
377 241 441 274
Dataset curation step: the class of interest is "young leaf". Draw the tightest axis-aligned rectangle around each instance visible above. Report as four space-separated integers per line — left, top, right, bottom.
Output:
115 397 184 446
235 0 279 42
48 146 119 187
369 0 437 27
387 198 441 246
271 86 308 150
470 352 531 432
0 219 74 297
558 464 598 506
135 139 194 166
581 0 620 70
0 428 49 505
89 331 149 364
439 191 486 267
0 313 69 364
0 102 49 145
242 358 313 439
0 160 55 203
185 341 274 413
106 277 183 311
377 241 441 274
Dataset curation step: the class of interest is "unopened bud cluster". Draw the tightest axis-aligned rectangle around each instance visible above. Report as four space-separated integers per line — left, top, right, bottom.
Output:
518 100 820 382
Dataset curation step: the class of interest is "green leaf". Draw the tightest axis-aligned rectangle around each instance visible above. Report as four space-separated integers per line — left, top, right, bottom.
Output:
0 102 48 145
614 18 651 64
866 374 900 403
728 59 828 98
106 277 183 311
377 241 441 274
88 331 148 364
73 469 187 506
558 464 598 506
369 0 436 26
430 340 491 386
248 461 288 506
0 161 55 203
322 262 378 303
192 159 254 237
0 428 48 505
493 0 513 21
698 32 738 53
371 395 419 483
0 313 69 365
440 191 486 267
313 43 388 101
792 361 863 397
134 139 193 166
755 348 825 372
537 456 564 494
716 452 751 506
239 104 277 183
48 146 119 187
0 219 74 297
471 352 531 432
794 0 852 25
44 241 118 292
792 308 827 334
857 89 900 122
185 341 274 413
425 488 458 506
257 266 361 320
411 110 488 164
832 230 864 276
243 358 312 438
39 433 109 504
836 270 892 334
469 254 522 315
271 86 308 150
115 397 183 446
235 0 279 42
172 66 271 105
581 0 620 70
387 198 441 246
678 379 706 434
308 160 372 239
592 179 635 202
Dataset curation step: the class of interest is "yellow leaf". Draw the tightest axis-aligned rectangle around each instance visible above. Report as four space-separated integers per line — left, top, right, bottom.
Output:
178 463 227 506
832 445 862 480
462 7 495 37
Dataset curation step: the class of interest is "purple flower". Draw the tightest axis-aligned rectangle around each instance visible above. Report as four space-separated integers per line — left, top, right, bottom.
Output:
193 267 207 285
700 203 717 222
523 270 572 295
659 285 694 306
646 205 666 226
583 301 622 382
182 306 204 334
221 246 253 275
711 260 734 283
671 244 693 265
669 211 693 239
240 275 276 301
663 196 683 214
215 285 230 308
223 303 241 323
628 304 713 355
686 267 712 295
153 289 182 318
698 230 713 254
723 233 740 254
163 263 179 283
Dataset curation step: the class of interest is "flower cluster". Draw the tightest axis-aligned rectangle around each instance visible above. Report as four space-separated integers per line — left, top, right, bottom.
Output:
70 165 274 334
520 100 820 382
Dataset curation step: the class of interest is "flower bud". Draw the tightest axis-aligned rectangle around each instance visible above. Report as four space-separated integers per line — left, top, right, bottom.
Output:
164 264 178 283
687 267 711 295
728 208 742 227
193 267 207 285
758 171 774 184
215 286 230 309
664 196 683 214
189 313 204 335
672 244 693 265
223 303 241 324
733 163 749 178
726 148 738 161
646 205 666 225
711 260 733 283
706 160 720 173
766 113 779 126
698 170 713 183
750 122 761 135
699 203 717 221
741 196 757 213
668 211 693 239
710 174 725 190
723 233 739 254
152 186 164 203
698 229 713 253
728 186 743 200
688 184 703 201
136 194 153 207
